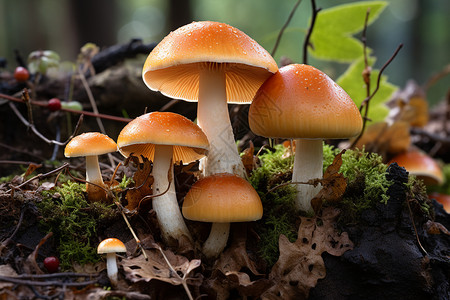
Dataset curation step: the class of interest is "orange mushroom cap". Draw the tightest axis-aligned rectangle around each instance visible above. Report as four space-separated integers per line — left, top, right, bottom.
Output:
117 112 209 163
142 21 278 103
64 132 117 157
97 238 126 254
389 151 444 186
249 64 363 139
182 173 263 223
428 192 450 213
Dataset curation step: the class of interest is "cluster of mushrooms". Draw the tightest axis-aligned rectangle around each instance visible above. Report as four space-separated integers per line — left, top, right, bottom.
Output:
64 21 364 284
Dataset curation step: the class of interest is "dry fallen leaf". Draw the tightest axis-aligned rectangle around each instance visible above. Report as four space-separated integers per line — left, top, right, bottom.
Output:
206 224 270 299
125 156 153 210
311 150 347 213
261 207 353 300
121 248 202 287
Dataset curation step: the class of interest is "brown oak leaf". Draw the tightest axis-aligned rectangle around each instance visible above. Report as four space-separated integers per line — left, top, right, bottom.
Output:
125 155 153 210
311 150 347 213
261 207 353 300
206 224 269 298
121 248 202 287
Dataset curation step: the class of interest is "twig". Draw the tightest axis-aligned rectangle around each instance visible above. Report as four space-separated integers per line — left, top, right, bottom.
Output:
5 163 70 194
9 101 84 146
0 92 132 123
351 44 403 148
77 70 106 134
115 200 148 260
271 0 303 57
0 275 99 287
303 0 321 64
406 199 428 256
0 205 26 250
424 64 450 91
154 244 194 300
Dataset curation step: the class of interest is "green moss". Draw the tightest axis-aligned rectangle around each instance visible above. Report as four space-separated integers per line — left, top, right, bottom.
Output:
249 145 297 265
249 144 396 265
324 145 394 223
39 181 118 270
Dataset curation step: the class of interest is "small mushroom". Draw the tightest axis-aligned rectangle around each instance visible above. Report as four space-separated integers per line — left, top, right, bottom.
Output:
182 173 263 258
389 150 444 186
64 132 118 202
428 193 450 213
117 112 209 244
142 21 278 177
249 64 363 213
97 238 126 287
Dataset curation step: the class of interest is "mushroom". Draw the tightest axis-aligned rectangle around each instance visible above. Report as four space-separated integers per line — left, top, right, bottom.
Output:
64 132 118 202
97 238 126 287
117 112 209 244
389 150 444 186
182 173 263 258
249 64 363 213
428 193 450 213
142 21 278 177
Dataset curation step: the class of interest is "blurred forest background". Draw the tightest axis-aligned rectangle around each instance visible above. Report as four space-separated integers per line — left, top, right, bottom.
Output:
0 0 448 105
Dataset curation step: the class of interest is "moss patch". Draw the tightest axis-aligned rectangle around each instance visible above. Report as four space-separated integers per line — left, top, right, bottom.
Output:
249 145 297 266
39 181 118 270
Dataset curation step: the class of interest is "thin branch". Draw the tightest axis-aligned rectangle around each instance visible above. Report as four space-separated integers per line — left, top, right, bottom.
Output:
0 92 131 123
350 43 403 148
5 163 70 194
406 199 428 255
303 0 321 64
9 101 83 146
77 70 106 134
271 0 303 57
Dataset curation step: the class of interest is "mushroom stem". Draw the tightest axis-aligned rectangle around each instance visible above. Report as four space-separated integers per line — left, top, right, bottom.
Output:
152 144 193 243
292 139 323 213
105 252 119 287
202 222 230 258
85 155 107 201
198 67 245 177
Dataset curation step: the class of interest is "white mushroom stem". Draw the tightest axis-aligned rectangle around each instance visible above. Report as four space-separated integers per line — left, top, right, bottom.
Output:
198 67 246 177
105 252 119 287
152 145 193 243
202 222 230 258
85 155 107 201
292 139 323 213
85 155 104 185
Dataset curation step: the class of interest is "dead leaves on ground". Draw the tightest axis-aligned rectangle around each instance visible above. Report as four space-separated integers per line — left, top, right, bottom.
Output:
261 207 353 299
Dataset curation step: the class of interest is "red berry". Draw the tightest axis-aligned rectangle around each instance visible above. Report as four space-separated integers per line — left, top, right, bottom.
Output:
14 66 30 82
43 256 60 273
48 98 62 112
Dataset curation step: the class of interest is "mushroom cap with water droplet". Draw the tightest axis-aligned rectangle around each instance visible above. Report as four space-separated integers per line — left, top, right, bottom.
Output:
182 173 263 223
142 21 278 104
117 112 209 164
248 64 363 139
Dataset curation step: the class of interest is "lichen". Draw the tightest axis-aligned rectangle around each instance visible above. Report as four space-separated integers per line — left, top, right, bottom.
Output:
39 181 118 270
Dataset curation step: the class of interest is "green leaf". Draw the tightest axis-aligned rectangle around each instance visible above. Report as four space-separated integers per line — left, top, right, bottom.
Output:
337 56 397 123
310 1 388 62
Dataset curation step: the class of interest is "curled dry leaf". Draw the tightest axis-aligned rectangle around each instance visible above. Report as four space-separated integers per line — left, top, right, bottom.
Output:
121 248 202 287
206 225 270 298
125 156 153 210
261 207 353 300
311 150 347 213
